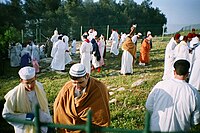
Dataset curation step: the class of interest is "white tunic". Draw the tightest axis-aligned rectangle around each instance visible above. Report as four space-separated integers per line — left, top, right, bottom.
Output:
80 40 93 74
50 40 66 70
10 45 20 67
120 50 133 74
146 78 200 132
71 40 76 55
189 43 200 90
62 36 72 65
109 31 119 55
162 38 177 80
174 41 190 61
50 34 59 57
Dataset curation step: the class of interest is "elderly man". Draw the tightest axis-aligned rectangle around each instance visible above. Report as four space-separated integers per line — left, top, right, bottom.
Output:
2 66 52 133
54 63 110 133
146 59 200 132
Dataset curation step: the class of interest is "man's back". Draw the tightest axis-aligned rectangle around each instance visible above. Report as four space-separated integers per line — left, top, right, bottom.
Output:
146 78 200 132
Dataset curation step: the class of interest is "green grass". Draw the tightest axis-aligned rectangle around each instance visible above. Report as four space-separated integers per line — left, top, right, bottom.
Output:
0 36 200 132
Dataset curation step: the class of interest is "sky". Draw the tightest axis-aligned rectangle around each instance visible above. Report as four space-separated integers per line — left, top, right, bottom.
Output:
101 0 200 33
1 0 199 33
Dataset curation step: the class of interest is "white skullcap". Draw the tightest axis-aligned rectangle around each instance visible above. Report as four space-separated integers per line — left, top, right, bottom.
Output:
69 63 86 77
54 29 58 35
137 33 142 36
18 66 35 80
132 24 137 28
147 31 151 36
190 36 199 46
179 36 184 41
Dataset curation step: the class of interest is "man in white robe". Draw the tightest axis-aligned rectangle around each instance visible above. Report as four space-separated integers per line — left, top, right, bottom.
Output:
174 36 190 61
162 33 181 80
62 35 72 65
50 35 66 71
146 59 200 132
120 26 136 75
50 29 59 58
80 33 93 74
2 66 52 133
109 29 119 56
9 43 20 67
189 36 200 90
71 38 76 56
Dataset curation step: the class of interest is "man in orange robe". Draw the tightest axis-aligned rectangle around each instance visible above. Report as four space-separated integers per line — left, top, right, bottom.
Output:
139 35 152 66
54 63 110 133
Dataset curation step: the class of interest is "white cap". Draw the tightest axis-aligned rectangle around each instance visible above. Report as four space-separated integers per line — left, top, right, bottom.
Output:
18 66 35 80
190 36 199 46
69 63 86 77
179 36 184 41
137 33 142 36
147 31 151 36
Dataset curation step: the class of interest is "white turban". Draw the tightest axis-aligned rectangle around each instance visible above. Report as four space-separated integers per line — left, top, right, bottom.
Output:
69 63 86 77
18 66 35 80
190 36 199 46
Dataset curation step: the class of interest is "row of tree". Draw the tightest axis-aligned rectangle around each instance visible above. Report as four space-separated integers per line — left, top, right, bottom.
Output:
0 0 167 58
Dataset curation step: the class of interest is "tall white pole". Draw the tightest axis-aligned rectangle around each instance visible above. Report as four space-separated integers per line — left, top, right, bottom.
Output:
162 24 165 41
80 26 83 37
106 25 109 40
21 29 24 43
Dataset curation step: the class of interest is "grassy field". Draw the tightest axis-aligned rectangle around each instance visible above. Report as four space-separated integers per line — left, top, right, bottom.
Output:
0 36 199 132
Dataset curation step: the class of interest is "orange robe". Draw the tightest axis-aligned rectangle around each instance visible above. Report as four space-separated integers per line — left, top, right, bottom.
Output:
139 39 151 64
54 77 110 133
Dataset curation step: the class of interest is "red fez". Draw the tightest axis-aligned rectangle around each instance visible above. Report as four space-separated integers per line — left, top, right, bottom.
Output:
187 33 193 38
174 33 180 40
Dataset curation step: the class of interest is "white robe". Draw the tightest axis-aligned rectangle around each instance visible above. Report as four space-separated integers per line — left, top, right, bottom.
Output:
31 44 40 62
146 78 200 132
62 36 72 65
10 45 20 67
50 34 59 57
189 43 200 90
174 41 190 61
109 31 119 55
120 50 133 74
162 38 177 80
80 40 93 74
71 40 76 55
50 40 66 70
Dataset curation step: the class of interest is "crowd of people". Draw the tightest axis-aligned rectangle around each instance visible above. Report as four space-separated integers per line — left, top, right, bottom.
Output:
3 26 200 133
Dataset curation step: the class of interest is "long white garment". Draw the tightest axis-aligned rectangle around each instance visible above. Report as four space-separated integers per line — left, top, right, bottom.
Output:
189 44 200 90
109 31 119 55
162 38 177 80
50 40 66 70
50 34 59 57
80 40 93 74
146 78 200 132
10 45 20 67
71 40 76 55
99 39 105 66
62 36 72 65
120 50 133 74
174 41 190 61
2 82 52 133
31 44 40 62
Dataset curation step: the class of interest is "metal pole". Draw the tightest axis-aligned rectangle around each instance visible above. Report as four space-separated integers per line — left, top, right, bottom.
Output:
34 104 40 133
81 26 83 38
85 110 92 133
162 24 165 41
143 111 150 133
106 25 109 40
21 29 24 43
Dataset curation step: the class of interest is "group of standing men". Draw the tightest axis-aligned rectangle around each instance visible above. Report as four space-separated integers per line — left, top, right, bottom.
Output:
146 28 200 132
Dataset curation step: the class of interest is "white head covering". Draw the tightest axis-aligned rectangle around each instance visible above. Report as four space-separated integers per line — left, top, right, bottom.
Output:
179 36 184 41
137 33 142 36
69 63 86 77
190 36 199 46
147 31 151 36
54 29 58 35
18 66 35 80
